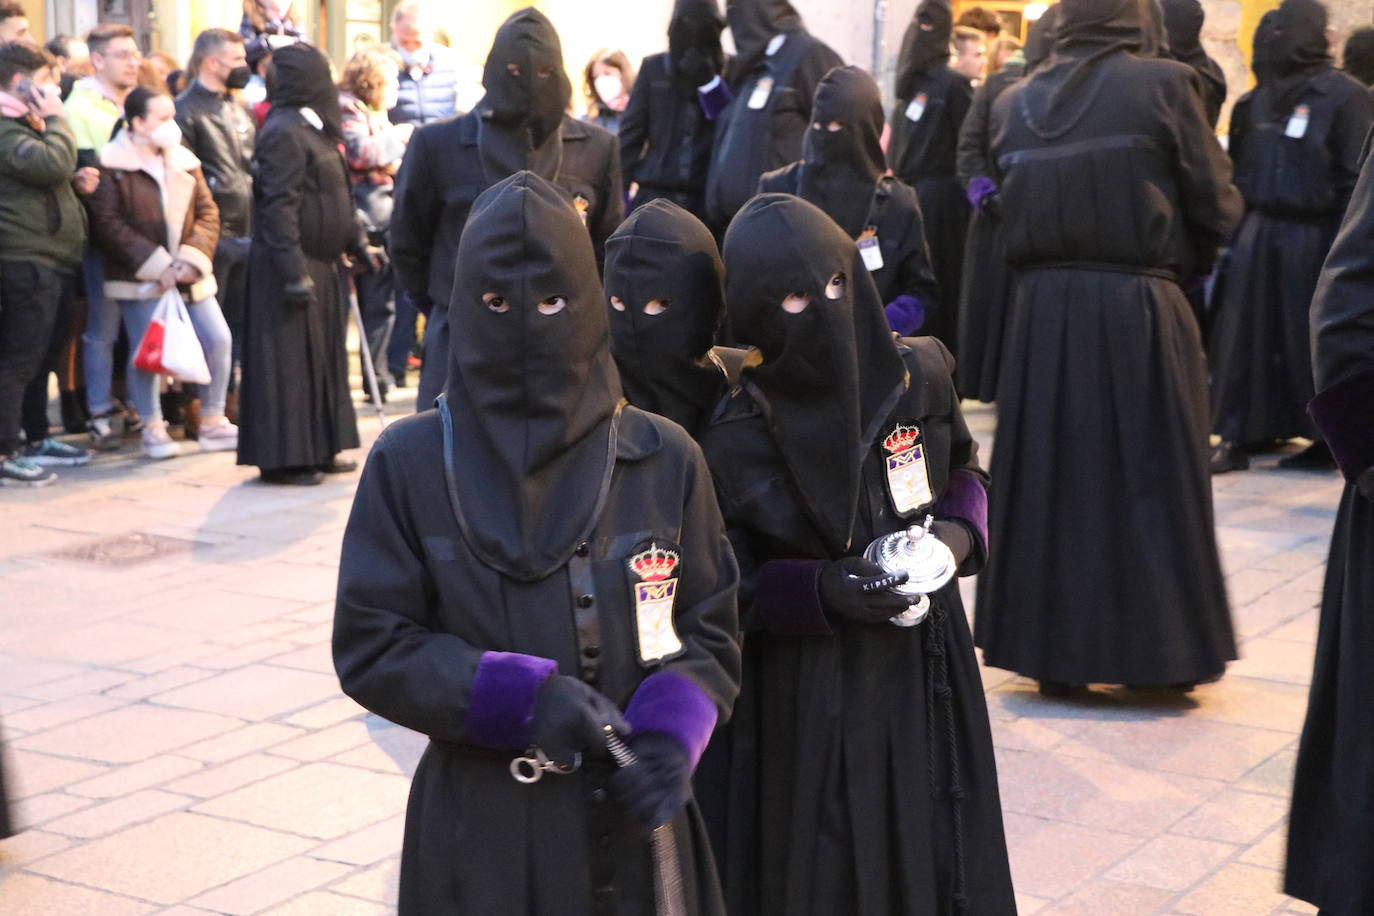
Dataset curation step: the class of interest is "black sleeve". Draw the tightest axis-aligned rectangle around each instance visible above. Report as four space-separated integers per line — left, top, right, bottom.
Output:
589 136 625 270
390 124 439 299
888 188 943 308
946 75 975 137
252 126 309 281
618 59 652 185
1328 85 1374 212
1165 70 1244 269
956 80 996 186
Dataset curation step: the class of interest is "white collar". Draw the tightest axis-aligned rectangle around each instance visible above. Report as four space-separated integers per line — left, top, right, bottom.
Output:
299 107 323 131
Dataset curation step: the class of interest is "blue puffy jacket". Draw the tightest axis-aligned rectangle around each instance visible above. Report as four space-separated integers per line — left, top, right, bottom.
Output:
390 45 461 126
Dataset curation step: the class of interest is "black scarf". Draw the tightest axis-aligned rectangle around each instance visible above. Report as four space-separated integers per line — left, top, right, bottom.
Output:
1269 0 1332 116
1344 27 1374 87
605 199 727 435
723 194 908 554
726 0 803 74
267 43 342 139
442 170 623 582
476 8 571 183
669 0 727 96
896 0 953 99
797 65 886 238
1019 0 1146 141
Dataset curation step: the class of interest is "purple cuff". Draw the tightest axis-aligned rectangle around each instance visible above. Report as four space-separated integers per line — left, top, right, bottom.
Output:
966 175 997 209
1308 368 1374 485
625 671 719 769
937 470 988 551
698 80 734 121
753 559 833 636
465 651 558 750
885 295 926 336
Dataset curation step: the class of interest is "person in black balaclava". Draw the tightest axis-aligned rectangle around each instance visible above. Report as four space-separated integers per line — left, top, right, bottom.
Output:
954 4 1058 402
1209 0 1374 473
976 0 1242 694
619 0 733 220
1227 11 1278 205
334 170 740 916
1343 26 1374 87
1161 0 1226 126
702 0 842 231
605 198 738 438
391 7 623 411
694 192 1014 916
759 65 941 336
237 42 360 486
1284 134 1374 916
890 0 975 356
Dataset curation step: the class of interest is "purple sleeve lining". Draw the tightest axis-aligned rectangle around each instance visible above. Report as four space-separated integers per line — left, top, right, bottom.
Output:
465 651 557 750
698 80 734 121
966 175 997 209
937 470 988 551
1309 368 1374 485
625 671 719 769
753 559 833 636
885 295 925 336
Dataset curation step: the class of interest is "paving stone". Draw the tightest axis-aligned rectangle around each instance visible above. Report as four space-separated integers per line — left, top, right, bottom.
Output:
0 829 72 867
1106 834 1238 891
3 750 106 799
327 859 399 905
1227 637 1319 686
267 720 373 762
44 789 191 839
258 891 392 915
66 755 204 799
10 792 96 827
1036 878 1176 916
189 639 306 672
1239 825 1289 871
5 620 199 667
15 668 137 702
187 856 352 914
150 664 340 721
1173 863 1291 916
1001 814 1144 899
14 704 242 764
26 811 315 905
1235 747 1299 797
1185 676 1311 734
306 815 405 867
3 694 129 735
0 872 157 915
264 641 335 675
177 722 306 764
283 696 368 730
165 753 300 799
1170 788 1289 845
192 762 410 840
1051 716 1295 781
101 667 220 702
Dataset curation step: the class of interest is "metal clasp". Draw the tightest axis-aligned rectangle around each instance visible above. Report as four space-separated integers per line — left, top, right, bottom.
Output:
509 747 582 784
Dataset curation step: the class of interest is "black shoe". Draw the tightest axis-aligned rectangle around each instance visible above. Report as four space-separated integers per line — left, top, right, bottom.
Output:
1038 681 1083 698
1209 441 1249 474
60 390 89 434
1277 440 1337 471
260 467 325 486
317 457 358 474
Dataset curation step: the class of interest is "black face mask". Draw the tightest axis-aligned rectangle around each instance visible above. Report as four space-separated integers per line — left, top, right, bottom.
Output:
478 7 572 181
606 199 727 435
1270 0 1330 76
723 194 908 553
896 0 953 98
443 170 623 582
799 65 887 238
224 64 252 91
267 43 343 139
669 0 727 95
1161 0 1204 59
726 0 803 71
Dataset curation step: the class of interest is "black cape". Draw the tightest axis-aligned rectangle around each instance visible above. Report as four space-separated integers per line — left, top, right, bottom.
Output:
1209 0 1374 444
237 43 359 471
976 0 1242 685
333 172 740 915
890 0 974 355
1284 129 1374 916
696 194 1013 915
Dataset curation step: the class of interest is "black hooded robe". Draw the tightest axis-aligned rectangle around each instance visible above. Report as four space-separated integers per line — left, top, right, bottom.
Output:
391 8 624 411
759 65 941 324
0 724 13 840
333 172 740 915
1283 131 1374 916
619 0 728 221
1162 0 1227 127
237 43 360 473
974 0 1242 686
890 0 974 356
696 194 1014 916
1209 0 1374 447
703 0 843 231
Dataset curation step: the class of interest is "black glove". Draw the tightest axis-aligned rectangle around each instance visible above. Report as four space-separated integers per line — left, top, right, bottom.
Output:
930 520 973 566
610 732 693 831
818 557 911 624
678 47 718 88
283 277 315 308
530 675 628 767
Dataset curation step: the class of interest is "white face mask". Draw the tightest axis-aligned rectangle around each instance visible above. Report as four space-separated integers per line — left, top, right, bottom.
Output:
148 119 182 150
593 74 622 106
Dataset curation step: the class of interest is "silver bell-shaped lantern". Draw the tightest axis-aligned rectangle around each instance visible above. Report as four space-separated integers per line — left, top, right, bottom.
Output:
862 515 958 626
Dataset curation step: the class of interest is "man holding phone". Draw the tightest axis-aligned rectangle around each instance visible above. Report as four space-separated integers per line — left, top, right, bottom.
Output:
0 42 89 485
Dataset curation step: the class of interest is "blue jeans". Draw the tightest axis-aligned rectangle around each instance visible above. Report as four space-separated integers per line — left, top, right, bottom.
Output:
80 250 117 415
112 295 232 424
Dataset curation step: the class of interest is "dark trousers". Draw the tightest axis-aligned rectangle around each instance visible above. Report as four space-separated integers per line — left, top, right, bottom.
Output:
21 274 77 444
388 288 417 381
356 264 395 391
0 261 64 456
415 303 448 411
213 236 251 392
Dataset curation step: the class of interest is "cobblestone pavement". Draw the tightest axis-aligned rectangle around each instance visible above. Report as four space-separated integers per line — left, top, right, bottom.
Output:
0 393 1343 915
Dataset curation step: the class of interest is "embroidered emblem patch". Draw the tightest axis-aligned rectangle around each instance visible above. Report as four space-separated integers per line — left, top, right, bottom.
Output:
882 423 934 514
628 541 684 665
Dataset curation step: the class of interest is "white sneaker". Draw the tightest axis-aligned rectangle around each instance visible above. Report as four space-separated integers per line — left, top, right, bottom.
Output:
141 421 181 460
197 416 239 452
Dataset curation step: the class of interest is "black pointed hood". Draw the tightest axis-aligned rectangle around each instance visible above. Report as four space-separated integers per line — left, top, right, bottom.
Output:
1161 0 1227 125
268 43 342 139
798 65 887 238
896 0 954 97
669 0 727 95
726 0 804 72
723 194 908 553
1343 27 1374 86
1251 10 1279 82
442 170 623 582
1024 5 1062 71
477 8 572 182
605 200 727 436
1271 0 1331 76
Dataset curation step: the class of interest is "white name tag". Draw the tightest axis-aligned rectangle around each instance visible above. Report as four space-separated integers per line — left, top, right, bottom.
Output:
748 76 774 111
859 234 884 272
1285 104 1310 139
905 93 927 122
